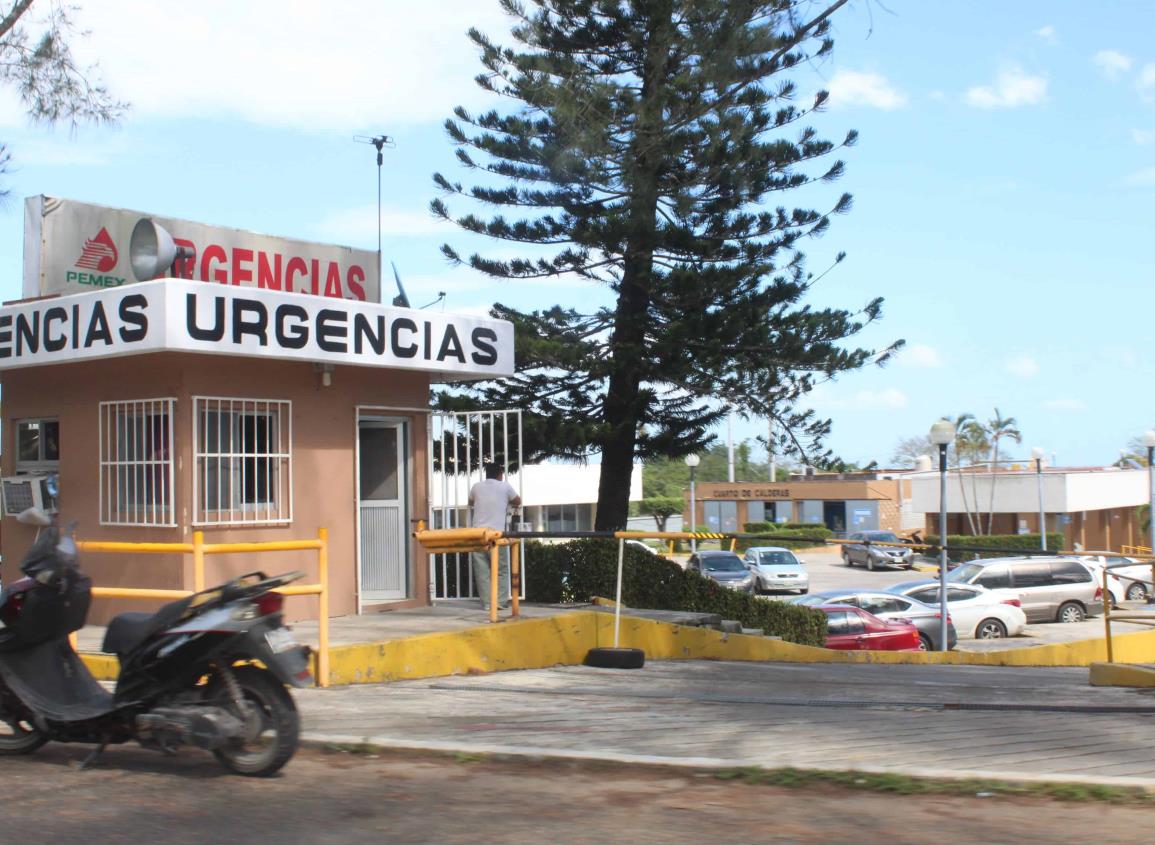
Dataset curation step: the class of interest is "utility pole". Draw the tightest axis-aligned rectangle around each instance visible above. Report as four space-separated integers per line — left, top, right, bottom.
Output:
354 134 394 302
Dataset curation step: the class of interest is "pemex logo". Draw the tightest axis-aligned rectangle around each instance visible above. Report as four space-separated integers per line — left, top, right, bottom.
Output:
75 227 119 273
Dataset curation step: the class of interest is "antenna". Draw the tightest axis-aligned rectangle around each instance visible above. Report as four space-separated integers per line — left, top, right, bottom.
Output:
390 261 411 308
354 134 395 302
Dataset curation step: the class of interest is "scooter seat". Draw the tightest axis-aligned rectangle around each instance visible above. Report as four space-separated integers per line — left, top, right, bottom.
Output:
102 596 194 657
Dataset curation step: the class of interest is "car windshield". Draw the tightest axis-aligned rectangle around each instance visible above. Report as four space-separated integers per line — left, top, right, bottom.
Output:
757 552 799 566
862 531 900 543
792 594 836 606
703 556 746 572
948 563 984 582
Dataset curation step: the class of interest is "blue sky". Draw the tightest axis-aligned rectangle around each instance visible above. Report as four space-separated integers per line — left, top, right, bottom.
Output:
0 1 1151 468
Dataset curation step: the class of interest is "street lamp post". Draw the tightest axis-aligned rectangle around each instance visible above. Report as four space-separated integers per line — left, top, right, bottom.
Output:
1142 430 1155 604
1032 447 1047 551
685 454 701 553
929 420 957 652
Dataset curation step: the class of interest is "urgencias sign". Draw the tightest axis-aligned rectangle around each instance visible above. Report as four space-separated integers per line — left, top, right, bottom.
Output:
0 280 514 379
24 196 380 302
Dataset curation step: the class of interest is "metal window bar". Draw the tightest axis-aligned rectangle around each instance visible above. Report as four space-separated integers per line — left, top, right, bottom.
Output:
99 399 176 527
193 396 292 526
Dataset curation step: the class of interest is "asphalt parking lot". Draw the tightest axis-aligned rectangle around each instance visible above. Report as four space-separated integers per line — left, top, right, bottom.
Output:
702 547 1152 651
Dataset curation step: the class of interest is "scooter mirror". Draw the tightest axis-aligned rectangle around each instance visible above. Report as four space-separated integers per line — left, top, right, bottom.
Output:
16 507 51 527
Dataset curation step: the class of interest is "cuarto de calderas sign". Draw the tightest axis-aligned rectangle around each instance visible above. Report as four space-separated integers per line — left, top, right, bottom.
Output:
0 280 515 379
23 196 381 302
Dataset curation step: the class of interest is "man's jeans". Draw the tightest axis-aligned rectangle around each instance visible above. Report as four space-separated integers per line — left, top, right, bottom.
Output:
471 546 510 610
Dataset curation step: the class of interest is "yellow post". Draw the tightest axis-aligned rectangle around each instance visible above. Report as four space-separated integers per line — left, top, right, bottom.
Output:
1103 567 1114 664
193 530 205 593
667 540 674 555
729 537 736 552
489 544 499 624
316 527 330 688
510 541 521 618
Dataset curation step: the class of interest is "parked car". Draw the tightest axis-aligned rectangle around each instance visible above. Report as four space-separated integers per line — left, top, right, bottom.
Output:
686 551 755 593
886 580 1027 640
789 589 956 651
742 546 809 595
1078 555 1147 603
818 605 922 651
841 530 915 570
946 556 1104 623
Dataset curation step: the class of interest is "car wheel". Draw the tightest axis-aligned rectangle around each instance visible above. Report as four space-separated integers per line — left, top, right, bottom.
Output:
917 633 931 651
1057 601 1086 624
1127 583 1148 601
799 588 809 595
843 552 852 567
975 618 1008 639
866 557 875 572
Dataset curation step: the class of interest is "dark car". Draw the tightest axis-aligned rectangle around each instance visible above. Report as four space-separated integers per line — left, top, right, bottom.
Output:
841 530 914 571
686 551 755 594
819 605 921 651
791 589 957 651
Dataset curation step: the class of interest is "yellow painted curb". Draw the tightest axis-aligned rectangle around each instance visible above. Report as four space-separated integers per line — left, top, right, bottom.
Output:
1089 662 1155 687
77 612 1155 686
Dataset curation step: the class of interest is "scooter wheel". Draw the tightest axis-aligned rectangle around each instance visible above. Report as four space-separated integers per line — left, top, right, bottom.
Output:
209 666 299 777
0 713 48 755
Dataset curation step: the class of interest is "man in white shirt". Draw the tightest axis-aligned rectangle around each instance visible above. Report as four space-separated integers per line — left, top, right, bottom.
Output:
469 463 522 611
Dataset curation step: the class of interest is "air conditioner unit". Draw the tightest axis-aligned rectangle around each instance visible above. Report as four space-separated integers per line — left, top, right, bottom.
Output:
1 475 58 517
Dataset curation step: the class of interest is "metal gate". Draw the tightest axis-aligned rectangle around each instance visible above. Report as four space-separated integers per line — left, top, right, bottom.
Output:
428 410 524 601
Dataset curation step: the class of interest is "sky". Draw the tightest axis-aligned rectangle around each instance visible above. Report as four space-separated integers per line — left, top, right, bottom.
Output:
0 1 1152 470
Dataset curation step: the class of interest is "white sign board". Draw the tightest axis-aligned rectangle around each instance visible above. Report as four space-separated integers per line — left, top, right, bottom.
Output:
0 280 514 379
23 196 380 302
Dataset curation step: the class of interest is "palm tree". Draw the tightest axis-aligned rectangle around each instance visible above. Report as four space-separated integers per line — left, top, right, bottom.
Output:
984 408 1022 535
947 413 988 536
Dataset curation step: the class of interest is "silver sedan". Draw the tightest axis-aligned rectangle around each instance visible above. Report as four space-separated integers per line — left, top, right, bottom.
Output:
743 546 810 595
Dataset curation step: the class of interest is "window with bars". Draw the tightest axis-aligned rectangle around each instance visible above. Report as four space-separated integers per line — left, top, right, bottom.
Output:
99 399 175 526
194 397 292 525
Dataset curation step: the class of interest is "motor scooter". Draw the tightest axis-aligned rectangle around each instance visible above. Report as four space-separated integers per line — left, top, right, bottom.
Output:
0 505 312 776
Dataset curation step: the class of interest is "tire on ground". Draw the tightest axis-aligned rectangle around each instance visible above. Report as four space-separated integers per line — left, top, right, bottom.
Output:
585 647 646 670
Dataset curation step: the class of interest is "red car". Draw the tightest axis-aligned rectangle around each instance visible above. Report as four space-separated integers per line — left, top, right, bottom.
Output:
819 604 922 651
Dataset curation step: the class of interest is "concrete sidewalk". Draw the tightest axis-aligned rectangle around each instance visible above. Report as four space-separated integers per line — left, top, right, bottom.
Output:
295 660 1155 788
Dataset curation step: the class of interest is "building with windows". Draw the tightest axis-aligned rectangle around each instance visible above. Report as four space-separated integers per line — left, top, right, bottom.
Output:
2 198 516 622
685 470 924 536
909 465 1148 551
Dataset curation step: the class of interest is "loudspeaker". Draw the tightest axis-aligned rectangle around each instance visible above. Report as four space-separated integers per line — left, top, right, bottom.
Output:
129 218 185 281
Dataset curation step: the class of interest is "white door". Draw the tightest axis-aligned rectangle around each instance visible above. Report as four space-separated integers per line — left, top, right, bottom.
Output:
358 419 408 603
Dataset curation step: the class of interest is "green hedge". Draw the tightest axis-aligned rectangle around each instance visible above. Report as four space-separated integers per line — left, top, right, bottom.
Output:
736 523 833 551
924 533 1066 561
524 539 827 646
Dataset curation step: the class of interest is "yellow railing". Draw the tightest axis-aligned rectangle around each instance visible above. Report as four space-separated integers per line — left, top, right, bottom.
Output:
413 525 522 624
76 528 330 687
1100 566 1155 663
1122 545 1152 556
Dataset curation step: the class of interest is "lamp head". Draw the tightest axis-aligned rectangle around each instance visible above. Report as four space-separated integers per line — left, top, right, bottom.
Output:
684 454 701 468
929 419 956 446
1031 447 1046 461
1141 430 1155 449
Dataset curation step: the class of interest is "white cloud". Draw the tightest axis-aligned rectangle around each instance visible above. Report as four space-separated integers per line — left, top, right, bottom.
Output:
1093 49 1133 79
1005 356 1040 377
1044 398 1086 412
965 66 1048 109
898 343 942 368
1035 25 1058 45
1132 128 1155 145
1125 167 1155 187
313 205 448 243
826 70 907 110
810 386 908 411
68 1 512 133
1140 63 1155 97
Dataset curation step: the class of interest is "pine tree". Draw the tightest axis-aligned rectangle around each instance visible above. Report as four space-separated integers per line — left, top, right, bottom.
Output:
432 0 901 529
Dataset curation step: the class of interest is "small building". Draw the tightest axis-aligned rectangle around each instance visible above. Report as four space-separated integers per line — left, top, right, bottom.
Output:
909 465 1148 551
2 198 515 623
684 470 923 536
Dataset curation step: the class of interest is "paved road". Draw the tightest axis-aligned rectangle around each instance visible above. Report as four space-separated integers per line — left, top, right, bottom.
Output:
2 745 1151 845
296 661 1155 785
766 550 1150 650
